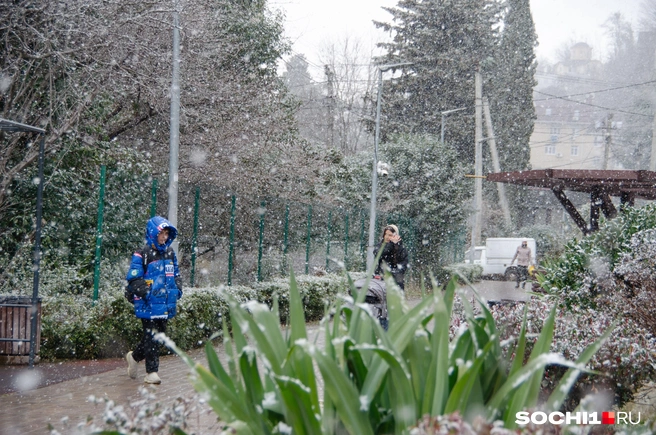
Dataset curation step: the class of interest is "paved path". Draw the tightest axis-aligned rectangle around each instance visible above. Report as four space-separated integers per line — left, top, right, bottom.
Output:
0 280 528 434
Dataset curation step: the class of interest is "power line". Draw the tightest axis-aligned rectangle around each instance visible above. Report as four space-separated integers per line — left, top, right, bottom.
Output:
534 90 652 118
534 79 656 102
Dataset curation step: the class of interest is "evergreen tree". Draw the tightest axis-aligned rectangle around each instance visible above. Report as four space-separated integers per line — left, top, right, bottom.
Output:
486 0 537 229
373 0 503 161
488 0 537 172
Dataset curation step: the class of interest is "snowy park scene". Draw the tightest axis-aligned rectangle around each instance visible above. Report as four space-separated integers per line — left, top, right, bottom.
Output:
2 0 656 434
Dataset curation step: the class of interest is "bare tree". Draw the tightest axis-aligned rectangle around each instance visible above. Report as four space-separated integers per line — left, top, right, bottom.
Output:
317 36 376 156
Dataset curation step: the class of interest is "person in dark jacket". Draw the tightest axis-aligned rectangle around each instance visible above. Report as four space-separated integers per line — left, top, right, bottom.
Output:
373 224 409 291
125 216 183 384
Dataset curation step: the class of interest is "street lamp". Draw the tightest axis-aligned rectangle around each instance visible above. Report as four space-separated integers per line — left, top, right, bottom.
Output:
440 107 467 145
366 61 413 272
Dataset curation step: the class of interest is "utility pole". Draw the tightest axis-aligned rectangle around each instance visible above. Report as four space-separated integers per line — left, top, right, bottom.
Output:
482 97 512 227
168 0 181 252
651 112 656 170
603 113 613 170
471 69 483 260
325 65 335 149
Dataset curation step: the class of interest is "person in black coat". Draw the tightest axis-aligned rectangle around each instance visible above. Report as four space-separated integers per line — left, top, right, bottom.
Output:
373 224 409 291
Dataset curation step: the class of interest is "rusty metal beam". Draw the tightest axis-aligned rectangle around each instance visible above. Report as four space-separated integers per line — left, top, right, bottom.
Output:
600 193 617 219
590 190 601 232
487 169 656 200
552 186 589 234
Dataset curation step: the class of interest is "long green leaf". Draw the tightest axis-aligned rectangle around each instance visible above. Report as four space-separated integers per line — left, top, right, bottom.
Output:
525 305 557 408
287 343 320 415
441 275 457 315
386 278 404 329
507 305 529 379
288 268 307 342
403 331 431 404
322 316 338 435
274 374 322 435
501 305 558 424
361 295 434 402
284 269 320 411
230 300 288 376
222 316 244 397
205 340 236 395
190 364 262 433
239 348 266 414
487 352 595 422
356 345 417 433
228 298 249 354
428 293 450 416
313 349 375 435
444 341 494 415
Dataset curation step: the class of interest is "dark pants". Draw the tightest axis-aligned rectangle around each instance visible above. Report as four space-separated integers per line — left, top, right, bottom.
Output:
516 265 528 287
393 272 405 291
132 318 167 374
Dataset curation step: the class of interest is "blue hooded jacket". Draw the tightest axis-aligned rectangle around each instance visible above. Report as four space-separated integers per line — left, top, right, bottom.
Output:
126 216 181 319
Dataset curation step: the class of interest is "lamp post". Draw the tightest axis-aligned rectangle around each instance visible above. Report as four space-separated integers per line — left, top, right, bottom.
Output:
366 62 413 271
168 0 181 251
440 107 467 145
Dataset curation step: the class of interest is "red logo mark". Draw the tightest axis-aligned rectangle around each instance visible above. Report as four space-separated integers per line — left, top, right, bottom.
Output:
602 412 615 425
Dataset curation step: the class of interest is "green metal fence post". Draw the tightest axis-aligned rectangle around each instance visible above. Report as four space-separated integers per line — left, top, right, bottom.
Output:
228 195 236 286
257 200 265 282
326 210 332 270
360 211 366 270
305 205 312 274
190 186 200 286
344 211 349 270
282 204 289 273
150 178 158 218
92 165 106 303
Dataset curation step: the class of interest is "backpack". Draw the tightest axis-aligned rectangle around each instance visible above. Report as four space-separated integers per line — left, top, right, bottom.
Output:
124 248 148 304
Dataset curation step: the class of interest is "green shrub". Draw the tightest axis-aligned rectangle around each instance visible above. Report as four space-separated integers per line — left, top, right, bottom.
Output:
38 273 356 361
443 262 482 283
485 294 656 410
541 203 656 309
168 273 611 434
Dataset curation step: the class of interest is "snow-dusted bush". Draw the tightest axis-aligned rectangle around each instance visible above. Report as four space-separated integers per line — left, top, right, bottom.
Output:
533 205 656 407
39 273 353 360
50 387 197 435
443 263 482 284
484 294 656 409
542 203 656 309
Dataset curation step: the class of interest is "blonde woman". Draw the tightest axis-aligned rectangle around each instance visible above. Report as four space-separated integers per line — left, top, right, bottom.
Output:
373 224 409 291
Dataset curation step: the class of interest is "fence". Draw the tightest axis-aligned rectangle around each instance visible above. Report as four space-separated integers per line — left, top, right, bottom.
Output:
86 166 469 297
89 167 424 293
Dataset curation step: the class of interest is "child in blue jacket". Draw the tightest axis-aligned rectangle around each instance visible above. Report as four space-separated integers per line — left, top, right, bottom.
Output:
124 216 183 384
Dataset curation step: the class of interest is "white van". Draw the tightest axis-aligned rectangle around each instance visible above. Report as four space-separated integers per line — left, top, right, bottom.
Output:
465 238 536 280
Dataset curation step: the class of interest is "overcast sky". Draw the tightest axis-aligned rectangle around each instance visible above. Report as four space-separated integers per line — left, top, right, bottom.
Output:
273 0 643 76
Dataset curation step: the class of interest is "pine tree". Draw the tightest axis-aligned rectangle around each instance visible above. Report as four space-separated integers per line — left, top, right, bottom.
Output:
373 0 503 161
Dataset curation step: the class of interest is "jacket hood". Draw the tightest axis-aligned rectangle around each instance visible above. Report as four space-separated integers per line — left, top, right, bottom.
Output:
145 216 178 251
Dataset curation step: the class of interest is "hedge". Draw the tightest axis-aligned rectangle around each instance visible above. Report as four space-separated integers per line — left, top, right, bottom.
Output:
39 273 365 361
